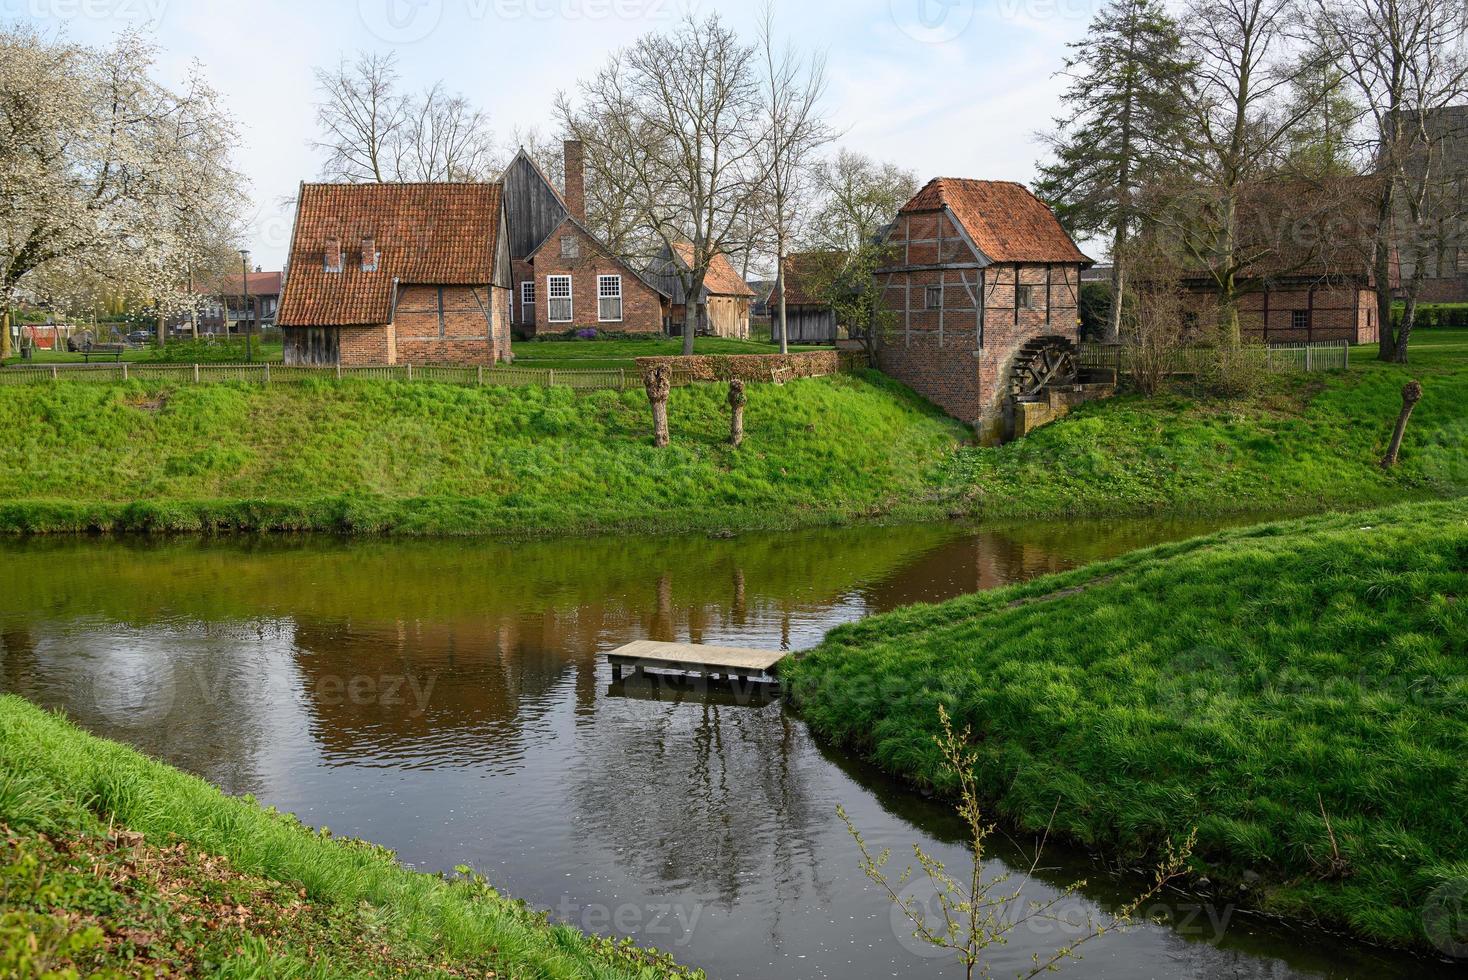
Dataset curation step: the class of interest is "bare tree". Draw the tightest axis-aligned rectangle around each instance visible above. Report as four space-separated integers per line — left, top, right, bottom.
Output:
559 12 766 356
401 83 498 181
1164 0 1334 343
758 3 836 353
312 52 408 183
1312 0 1468 362
0 27 245 359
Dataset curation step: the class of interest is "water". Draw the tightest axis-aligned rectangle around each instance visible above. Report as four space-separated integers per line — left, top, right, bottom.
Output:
0 518 1450 979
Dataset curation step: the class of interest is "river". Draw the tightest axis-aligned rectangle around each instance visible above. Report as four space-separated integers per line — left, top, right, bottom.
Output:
0 517 1451 979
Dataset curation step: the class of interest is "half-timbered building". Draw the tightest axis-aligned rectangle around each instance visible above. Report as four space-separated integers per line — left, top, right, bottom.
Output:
876 178 1093 443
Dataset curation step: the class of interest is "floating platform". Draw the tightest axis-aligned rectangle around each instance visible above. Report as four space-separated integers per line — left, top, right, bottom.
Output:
607 640 786 686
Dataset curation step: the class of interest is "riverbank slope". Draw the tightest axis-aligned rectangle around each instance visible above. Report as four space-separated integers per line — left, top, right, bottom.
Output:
785 498 1468 952
0 695 697 978
0 331 1464 535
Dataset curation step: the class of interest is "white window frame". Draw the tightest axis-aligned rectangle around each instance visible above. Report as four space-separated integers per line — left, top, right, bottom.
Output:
597 275 623 322
547 275 573 323
520 280 535 319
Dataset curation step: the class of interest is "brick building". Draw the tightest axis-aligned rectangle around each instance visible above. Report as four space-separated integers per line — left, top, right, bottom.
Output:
502 141 670 336
276 183 512 366
875 178 1092 443
648 243 757 339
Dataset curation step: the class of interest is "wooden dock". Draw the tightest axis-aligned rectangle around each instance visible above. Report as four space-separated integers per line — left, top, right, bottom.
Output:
607 640 787 686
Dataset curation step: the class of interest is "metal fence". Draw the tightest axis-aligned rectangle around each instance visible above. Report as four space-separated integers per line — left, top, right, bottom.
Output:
0 361 700 391
1078 340 1349 376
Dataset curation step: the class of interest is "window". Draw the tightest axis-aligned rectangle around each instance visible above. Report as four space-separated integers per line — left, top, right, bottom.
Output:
598 275 623 322
1292 309 1309 331
520 280 535 318
925 285 942 309
547 275 572 322
561 237 579 259
1017 285 1038 310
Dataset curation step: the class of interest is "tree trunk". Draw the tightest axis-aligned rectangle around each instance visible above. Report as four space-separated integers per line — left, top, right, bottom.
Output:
1373 179 1397 363
645 364 671 447
728 379 746 447
1107 259 1124 344
777 236 789 354
156 313 166 347
1380 380 1422 468
0 308 11 362
682 304 695 357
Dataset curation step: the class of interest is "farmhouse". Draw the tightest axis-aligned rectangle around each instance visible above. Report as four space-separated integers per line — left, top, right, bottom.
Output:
876 178 1093 443
769 251 843 344
503 141 671 337
276 182 512 366
648 242 757 339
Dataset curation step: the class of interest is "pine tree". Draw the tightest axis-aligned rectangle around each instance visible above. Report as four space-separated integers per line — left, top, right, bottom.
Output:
1034 0 1195 342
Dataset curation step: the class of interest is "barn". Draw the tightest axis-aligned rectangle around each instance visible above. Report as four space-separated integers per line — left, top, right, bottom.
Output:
648 243 757 339
769 251 844 344
276 182 512 366
875 178 1094 444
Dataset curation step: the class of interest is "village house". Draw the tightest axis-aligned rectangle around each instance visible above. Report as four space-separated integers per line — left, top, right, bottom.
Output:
768 251 843 344
275 182 512 366
876 177 1093 443
1178 178 1384 345
502 141 671 337
648 242 757 339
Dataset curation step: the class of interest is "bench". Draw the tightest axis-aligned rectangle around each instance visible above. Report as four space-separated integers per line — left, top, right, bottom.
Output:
81 344 125 363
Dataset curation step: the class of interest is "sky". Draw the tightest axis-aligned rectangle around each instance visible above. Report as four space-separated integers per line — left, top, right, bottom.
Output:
10 0 1105 271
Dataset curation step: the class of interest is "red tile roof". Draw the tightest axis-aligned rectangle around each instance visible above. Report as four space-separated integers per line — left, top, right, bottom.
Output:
210 271 282 297
277 183 503 327
671 242 756 297
902 178 1092 265
769 251 845 307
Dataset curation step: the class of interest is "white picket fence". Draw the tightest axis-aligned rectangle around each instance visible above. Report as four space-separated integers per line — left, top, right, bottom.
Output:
1078 340 1349 376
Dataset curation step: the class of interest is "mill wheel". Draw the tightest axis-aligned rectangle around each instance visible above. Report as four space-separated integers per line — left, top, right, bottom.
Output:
1008 337 1079 399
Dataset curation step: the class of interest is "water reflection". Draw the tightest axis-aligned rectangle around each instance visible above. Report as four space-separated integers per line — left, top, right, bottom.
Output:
0 516 1449 979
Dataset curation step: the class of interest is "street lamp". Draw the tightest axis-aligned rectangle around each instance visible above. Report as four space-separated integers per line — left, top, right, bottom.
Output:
239 249 253 364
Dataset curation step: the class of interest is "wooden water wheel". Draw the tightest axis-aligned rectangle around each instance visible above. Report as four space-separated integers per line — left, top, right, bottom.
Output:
1008 337 1079 399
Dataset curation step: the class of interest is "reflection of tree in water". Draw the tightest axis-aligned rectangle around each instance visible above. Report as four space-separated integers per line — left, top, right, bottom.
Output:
567 699 832 919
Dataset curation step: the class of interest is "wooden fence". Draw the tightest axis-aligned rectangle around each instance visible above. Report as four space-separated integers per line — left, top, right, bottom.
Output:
1078 340 1349 377
0 361 701 391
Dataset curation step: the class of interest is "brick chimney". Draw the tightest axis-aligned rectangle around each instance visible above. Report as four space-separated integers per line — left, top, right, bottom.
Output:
324 237 342 272
563 139 585 222
361 235 377 272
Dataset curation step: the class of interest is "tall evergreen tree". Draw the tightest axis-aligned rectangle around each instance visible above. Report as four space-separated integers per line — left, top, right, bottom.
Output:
1034 0 1195 342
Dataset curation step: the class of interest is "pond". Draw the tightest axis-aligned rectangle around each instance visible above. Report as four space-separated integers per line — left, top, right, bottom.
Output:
0 518 1452 979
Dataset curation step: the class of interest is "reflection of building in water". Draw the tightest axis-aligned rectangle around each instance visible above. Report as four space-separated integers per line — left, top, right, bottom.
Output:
863 530 1083 612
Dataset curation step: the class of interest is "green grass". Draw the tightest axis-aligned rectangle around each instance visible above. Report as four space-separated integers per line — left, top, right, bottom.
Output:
936 330 1468 518
507 336 818 371
785 499 1468 950
1 331 1465 537
3 338 284 366
0 696 697 978
0 371 967 535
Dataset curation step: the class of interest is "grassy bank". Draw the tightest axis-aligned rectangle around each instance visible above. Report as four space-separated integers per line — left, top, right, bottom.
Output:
937 330 1468 517
785 499 1468 950
1 331 1464 537
0 695 697 978
508 336 816 370
0 372 966 535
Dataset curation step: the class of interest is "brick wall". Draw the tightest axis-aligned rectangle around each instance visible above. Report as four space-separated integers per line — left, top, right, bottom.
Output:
525 222 666 336
1184 283 1378 343
394 284 503 364
875 209 1082 439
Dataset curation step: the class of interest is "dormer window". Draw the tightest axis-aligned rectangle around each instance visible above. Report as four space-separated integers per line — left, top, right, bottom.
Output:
325 238 343 273
361 236 379 273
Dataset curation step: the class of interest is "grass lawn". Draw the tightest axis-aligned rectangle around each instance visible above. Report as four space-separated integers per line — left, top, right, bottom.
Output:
3 338 284 366
0 695 697 978
506 336 819 371
785 498 1468 951
937 329 1468 518
0 371 968 535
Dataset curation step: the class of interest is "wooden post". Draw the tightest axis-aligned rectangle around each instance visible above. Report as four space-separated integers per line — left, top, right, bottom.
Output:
1306 345 1313 372
548 368 556 387
477 364 483 386
335 362 342 381
264 362 271 384
51 365 58 380
122 363 128 381
193 363 200 383
406 362 413 382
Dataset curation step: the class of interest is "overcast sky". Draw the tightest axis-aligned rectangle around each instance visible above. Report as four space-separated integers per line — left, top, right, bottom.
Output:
12 0 1103 270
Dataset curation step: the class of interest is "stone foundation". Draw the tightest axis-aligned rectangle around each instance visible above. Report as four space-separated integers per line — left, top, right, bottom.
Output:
1004 378 1116 441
